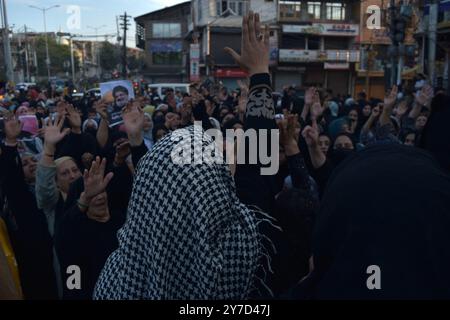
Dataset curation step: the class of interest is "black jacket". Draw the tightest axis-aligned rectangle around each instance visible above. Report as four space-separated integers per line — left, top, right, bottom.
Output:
0 144 58 300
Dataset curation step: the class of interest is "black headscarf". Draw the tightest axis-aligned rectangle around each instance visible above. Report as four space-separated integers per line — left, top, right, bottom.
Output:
294 144 450 299
420 94 450 173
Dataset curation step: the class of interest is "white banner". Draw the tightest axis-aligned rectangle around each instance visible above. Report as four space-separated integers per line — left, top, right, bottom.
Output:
283 23 359 36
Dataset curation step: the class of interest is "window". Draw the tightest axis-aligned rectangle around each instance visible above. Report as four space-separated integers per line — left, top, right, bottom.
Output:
324 37 349 50
150 40 182 65
237 2 244 15
326 2 346 21
279 1 302 19
136 23 146 50
198 0 202 21
307 2 321 19
216 0 247 16
152 52 182 65
152 23 181 38
308 36 321 50
282 34 306 49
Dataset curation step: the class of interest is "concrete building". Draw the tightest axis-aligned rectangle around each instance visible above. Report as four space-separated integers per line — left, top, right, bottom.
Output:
275 0 361 95
135 1 192 83
436 0 450 91
191 0 278 88
358 0 420 99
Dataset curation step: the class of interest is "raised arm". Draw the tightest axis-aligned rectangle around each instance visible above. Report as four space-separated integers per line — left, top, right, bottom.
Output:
225 12 274 132
380 85 398 127
409 85 433 120
36 116 71 214
95 99 110 150
278 114 311 190
302 119 326 170
122 101 148 169
225 12 276 212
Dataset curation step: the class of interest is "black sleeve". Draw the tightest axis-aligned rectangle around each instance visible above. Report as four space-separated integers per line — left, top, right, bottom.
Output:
234 73 277 213
130 142 148 170
107 163 133 227
0 145 33 215
310 159 335 197
55 132 95 167
286 153 311 190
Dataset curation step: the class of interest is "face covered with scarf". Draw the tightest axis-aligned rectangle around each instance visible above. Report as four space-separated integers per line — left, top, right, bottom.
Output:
94 125 267 300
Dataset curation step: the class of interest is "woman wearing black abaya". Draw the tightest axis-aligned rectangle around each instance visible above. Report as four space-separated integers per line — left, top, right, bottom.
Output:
292 143 450 299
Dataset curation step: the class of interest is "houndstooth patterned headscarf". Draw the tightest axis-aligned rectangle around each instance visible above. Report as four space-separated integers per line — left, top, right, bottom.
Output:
94 125 273 300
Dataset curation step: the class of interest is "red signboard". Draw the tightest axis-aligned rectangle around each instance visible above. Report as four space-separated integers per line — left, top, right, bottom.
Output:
214 68 248 78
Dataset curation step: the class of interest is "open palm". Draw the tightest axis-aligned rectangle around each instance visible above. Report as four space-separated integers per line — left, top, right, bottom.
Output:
122 102 144 137
83 157 114 201
384 85 398 109
44 116 71 146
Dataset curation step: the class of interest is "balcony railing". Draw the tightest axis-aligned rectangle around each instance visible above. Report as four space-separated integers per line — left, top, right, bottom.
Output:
279 49 360 63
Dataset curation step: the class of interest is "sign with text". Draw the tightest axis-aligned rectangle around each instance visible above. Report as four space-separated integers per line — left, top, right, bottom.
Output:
279 49 360 63
190 44 200 82
283 23 360 36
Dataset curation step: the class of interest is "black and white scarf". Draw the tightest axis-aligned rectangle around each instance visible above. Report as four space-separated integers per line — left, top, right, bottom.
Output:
94 125 274 300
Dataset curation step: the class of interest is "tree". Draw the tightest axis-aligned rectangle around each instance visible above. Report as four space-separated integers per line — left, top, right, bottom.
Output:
35 36 80 77
99 41 119 72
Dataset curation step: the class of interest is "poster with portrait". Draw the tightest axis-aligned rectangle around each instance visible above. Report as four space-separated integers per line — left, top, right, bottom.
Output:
100 80 135 127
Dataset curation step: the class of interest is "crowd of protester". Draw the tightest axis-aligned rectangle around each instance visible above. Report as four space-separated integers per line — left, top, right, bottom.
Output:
1 12 450 300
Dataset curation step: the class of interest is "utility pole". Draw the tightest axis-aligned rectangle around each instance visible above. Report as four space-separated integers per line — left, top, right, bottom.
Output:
70 36 75 84
1 0 14 82
24 25 30 82
119 12 131 79
87 25 106 78
29 5 60 79
428 0 438 87
389 0 397 88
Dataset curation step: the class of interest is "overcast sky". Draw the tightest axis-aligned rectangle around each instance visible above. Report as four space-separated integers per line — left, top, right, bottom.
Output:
6 0 188 47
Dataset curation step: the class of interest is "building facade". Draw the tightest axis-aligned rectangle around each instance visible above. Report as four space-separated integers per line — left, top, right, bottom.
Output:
135 1 192 83
435 0 450 91
191 0 278 88
275 0 361 95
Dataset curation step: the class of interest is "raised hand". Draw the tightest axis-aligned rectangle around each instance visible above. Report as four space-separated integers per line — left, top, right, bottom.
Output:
278 115 297 145
304 87 316 106
43 116 71 152
415 84 434 108
396 100 409 118
225 12 270 77
311 102 326 120
66 103 81 133
4 114 22 145
114 140 131 166
384 85 398 109
302 119 320 148
122 102 144 146
94 99 109 120
82 157 114 202
86 193 111 223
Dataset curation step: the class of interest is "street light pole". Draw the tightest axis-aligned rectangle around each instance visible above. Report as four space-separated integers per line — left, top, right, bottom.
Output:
29 5 60 79
87 25 106 78
70 36 75 84
57 32 77 84
1 0 14 82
